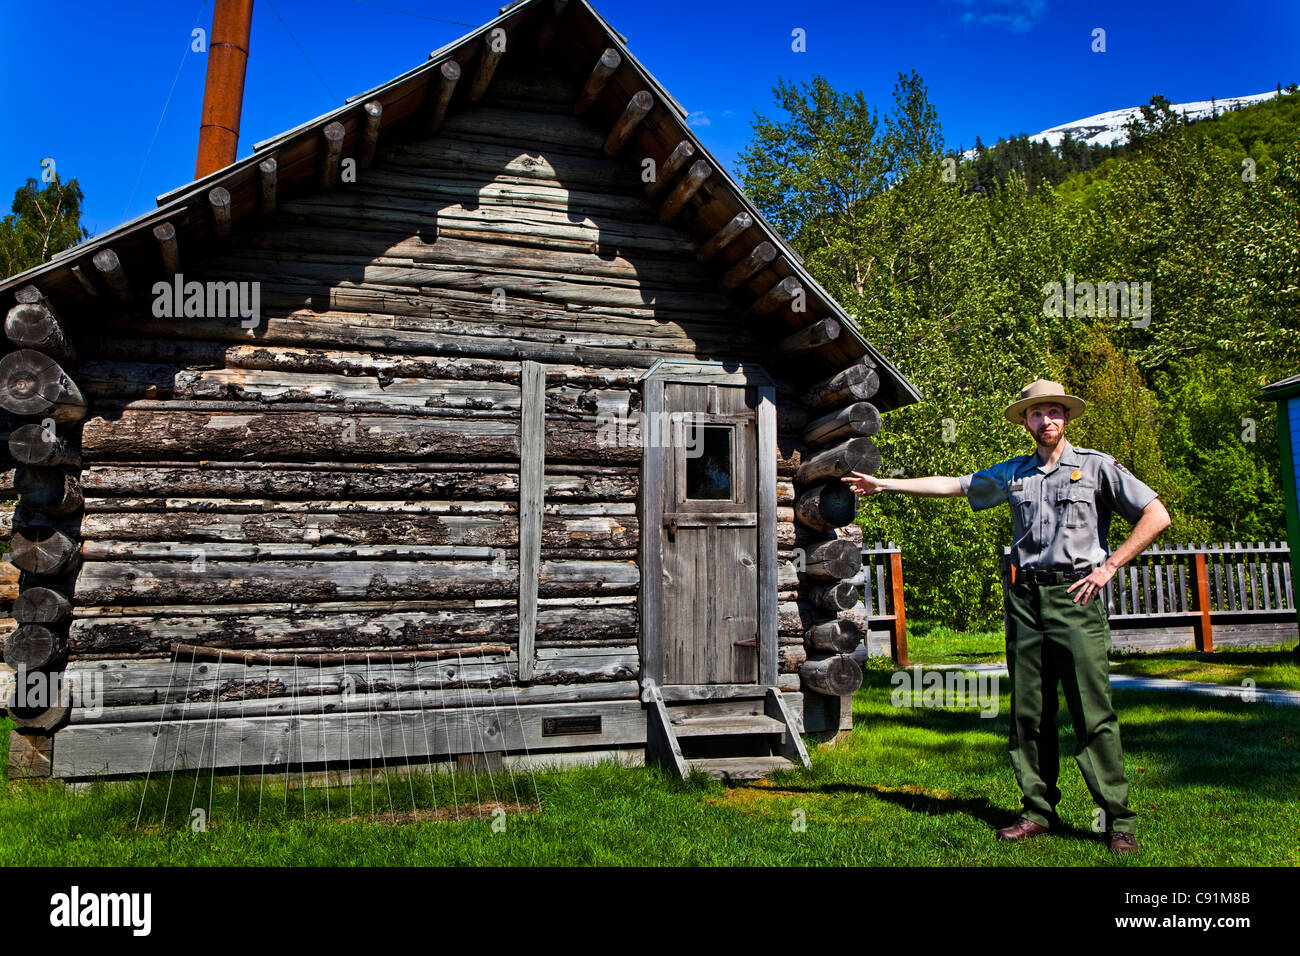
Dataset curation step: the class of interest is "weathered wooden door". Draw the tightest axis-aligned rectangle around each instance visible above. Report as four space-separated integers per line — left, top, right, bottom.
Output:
640 362 777 689
661 382 759 683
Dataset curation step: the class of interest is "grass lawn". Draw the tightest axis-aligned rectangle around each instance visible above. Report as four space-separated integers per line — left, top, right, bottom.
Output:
1107 647 1300 691
906 619 1300 691
3 664 1297 866
905 619 1009 665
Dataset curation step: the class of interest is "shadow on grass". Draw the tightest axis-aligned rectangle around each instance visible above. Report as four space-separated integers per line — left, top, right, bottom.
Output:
747 778 1099 843
1109 689 1300 791
856 669 1006 738
853 669 1300 798
1110 649 1299 665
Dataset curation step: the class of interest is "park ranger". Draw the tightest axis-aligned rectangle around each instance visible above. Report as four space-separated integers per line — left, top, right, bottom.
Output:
843 379 1170 853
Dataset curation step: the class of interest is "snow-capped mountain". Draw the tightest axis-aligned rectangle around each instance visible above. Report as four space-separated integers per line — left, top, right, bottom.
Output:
963 89 1286 159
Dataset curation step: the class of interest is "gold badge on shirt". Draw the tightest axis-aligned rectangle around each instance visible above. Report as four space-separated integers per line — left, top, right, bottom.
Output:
1070 469 1082 481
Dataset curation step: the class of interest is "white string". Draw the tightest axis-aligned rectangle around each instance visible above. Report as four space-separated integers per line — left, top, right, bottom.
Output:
189 649 220 819
207 650 221 823
177 645 544 823
295 655 307 815
412 650 440 817
319 654 330 819
454 649 483 811
343 662 354 817
364 655 376 816
266 0 339 104
162 655 198 826
390 652 417 814
504 651 543 811
370 655 395 821
123 0 210 219
434 651 459 820
457 648 495 810
345 0 475 27
258 663 271 819
284 656 293 816
483 652 524 809
236 655 247 819
135 652 180 829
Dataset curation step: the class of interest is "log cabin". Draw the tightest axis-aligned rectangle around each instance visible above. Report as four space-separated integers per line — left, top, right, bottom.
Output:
0 0 921 784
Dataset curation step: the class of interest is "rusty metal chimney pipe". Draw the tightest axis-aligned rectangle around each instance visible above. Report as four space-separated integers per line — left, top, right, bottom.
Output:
195 0 255 179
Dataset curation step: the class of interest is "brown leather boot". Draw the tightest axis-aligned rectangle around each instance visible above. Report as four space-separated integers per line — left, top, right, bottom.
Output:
996 817 1052 841
1108 831 1139 853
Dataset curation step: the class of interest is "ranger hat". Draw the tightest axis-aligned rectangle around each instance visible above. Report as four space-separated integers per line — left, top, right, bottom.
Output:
1004 378 1086 424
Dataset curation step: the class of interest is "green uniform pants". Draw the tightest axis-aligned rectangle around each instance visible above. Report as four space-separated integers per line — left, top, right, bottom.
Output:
1004 578 1136 834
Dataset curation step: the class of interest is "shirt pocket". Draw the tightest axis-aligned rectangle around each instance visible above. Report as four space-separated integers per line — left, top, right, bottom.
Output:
1008 487 1035 529
1057 484 1096 530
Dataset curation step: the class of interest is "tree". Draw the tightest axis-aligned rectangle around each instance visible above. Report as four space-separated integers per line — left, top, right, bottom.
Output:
1150 352 1283 541
740 72 1093 626
0 175 90 279
884 69 943 171
1059 325 1193 541
736 75 891 296
1121 94 1183 150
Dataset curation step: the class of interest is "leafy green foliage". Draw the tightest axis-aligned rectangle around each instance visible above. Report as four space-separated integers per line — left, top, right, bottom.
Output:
1150 352 1285 541
1079 99 1300 374
741 77 1299 628
0 175 90 279
737 75 890 297
963 86 1300 198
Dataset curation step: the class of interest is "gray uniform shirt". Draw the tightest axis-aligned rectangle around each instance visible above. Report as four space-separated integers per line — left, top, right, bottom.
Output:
958 437 1160 572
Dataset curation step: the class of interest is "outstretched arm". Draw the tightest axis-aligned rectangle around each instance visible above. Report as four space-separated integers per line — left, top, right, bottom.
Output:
842 472 964 497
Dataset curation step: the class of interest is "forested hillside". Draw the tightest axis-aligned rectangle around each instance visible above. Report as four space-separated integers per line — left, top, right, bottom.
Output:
963 84 1299 195
740 76 1300 627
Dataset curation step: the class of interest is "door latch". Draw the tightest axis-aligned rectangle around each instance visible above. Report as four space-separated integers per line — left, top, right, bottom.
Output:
663 517 677 541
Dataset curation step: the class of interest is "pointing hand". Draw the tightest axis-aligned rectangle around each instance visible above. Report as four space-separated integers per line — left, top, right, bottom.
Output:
842 471 883 496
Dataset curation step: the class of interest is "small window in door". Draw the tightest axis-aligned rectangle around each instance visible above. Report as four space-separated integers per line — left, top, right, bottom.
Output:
685 424 733 500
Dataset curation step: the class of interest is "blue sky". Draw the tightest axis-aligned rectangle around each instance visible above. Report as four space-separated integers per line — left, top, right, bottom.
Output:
1 0 1296 238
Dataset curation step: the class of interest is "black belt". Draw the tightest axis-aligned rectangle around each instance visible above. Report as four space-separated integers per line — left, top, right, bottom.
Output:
1015 566 1095 585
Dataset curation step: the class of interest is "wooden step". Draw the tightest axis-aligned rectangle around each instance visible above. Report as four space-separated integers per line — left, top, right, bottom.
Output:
686 756 796 781
659 683 770 702
669 714 787 738
664 699 767 721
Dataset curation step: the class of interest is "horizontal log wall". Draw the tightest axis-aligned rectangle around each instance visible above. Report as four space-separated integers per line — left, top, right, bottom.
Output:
72 71 719 657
